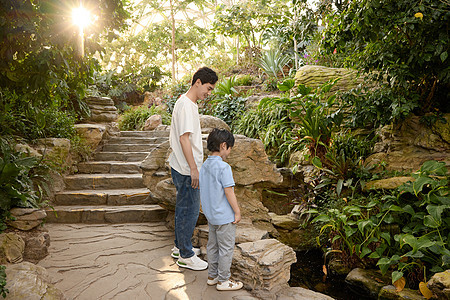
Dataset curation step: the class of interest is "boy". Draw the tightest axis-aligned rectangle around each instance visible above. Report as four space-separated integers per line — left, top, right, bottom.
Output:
199 128 244 291
169 67 218 270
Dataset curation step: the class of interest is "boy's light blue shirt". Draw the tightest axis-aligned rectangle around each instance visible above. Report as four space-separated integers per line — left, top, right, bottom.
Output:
199 155 235 225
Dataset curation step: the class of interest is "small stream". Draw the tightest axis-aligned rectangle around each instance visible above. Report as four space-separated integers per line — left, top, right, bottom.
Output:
289 249 370 300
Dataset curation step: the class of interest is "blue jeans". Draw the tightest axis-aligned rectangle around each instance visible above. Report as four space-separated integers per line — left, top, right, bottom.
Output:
171 168 200 259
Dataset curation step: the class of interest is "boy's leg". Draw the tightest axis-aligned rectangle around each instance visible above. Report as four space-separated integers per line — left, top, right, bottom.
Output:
207 223 219 279
171 168 200 258
216 223 236 282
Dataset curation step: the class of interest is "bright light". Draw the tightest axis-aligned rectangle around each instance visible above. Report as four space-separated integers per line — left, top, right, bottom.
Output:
72 6 91 28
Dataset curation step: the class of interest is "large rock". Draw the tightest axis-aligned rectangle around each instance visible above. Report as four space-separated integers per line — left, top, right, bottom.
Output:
378 285 426 300
276 287 334 300
143 114 162 131
345 268 391 299
294 65 365 94
85 96 118 123
364 176 414 191
15 228 50 263
367 114 450 172
0 233 25 264
427 270 450 299
231 239 297 298
7 208 47 231
5 262 66 299
199 115 230 133
74 123 107 150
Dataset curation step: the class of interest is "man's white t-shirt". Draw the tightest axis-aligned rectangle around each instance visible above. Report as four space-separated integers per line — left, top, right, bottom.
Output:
168 94 203 175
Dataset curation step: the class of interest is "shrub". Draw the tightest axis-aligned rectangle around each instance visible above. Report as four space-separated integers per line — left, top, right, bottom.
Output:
235 74 254 86
118 105 170 131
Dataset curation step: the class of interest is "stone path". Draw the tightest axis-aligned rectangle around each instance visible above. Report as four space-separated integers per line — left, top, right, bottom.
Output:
38 223 254 300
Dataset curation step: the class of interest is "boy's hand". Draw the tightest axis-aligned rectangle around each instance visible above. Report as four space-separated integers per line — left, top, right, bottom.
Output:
232 212 241 224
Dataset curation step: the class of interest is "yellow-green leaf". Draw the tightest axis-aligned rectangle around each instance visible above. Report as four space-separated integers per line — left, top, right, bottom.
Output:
419 282 433 299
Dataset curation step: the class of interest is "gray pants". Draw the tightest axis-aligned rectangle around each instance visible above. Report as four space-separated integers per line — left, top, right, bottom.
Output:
207 222 236 282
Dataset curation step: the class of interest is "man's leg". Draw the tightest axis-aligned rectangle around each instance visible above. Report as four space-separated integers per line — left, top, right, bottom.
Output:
171 168 200 258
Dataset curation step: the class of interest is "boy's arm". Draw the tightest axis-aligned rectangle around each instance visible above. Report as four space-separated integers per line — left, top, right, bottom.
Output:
179 132 199 189
224 187 241 224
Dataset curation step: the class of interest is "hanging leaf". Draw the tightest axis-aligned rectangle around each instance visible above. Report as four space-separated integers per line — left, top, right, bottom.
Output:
393 276 406 292
419 282 433 299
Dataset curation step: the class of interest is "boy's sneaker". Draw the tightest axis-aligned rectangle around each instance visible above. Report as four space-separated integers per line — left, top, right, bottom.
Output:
171 246 201 259
207 277 219 286
176 254 208 271
216 279 243 291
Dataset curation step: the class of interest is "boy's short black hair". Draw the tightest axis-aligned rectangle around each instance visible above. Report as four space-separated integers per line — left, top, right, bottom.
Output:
192 67 218 86
207 128 235 152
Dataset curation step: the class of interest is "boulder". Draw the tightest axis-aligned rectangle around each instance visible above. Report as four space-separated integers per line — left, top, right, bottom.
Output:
345 268 391 299
367 114 450 172
378 285 426 300
199 115 230 133
294 65 365 94
364 177 414 191
7 208 47 231
74 123 107 150
143 114 162 131
14 143 42 158
15 228 50 263
5 262 66 299
427 270 450 300
84 96 118 123
276 287 334 300
231 239 297 298
0 233 25 264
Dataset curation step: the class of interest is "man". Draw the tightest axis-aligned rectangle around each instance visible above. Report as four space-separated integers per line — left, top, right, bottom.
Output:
168 67 218 270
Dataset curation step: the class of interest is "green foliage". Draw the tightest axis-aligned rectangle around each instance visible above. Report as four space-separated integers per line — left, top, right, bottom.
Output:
213 0 291 49
214 77 238 97
234 74 254 86
210 95 247 129
341 85 420 129
0 88 76 140
235 94 297 164
118 105 170 131
258 49 291 79
0 265 7 298
322 0 450 114
309 160 450 287
0 138 50 231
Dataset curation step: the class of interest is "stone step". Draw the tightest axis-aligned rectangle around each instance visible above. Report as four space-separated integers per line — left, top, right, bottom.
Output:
45 205 168 224
93 152 148 162
102 144 159 152
107 136 169 145
120 131 170 138
54 188 152 206
77 161 143 174
64 174 145 190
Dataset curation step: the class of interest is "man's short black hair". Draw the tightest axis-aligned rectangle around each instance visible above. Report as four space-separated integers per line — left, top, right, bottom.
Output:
207 128 235 152
192 67 218 86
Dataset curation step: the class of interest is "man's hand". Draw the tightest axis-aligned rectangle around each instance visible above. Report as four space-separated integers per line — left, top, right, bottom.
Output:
190 168 199 189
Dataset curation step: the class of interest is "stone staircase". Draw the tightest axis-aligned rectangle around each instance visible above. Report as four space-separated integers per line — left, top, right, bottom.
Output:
46 131 169 224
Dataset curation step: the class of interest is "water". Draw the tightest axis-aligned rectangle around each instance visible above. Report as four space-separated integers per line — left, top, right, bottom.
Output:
289 249 371 300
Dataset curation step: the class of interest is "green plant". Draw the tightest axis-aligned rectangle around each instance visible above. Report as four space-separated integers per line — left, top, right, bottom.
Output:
309 160 449 289
322 0 450 114
210 95 247 129
214 76 238 97
119 105 170 131
258 48 291 79
0 138 49 230
235 74 254 86
0 265 7 298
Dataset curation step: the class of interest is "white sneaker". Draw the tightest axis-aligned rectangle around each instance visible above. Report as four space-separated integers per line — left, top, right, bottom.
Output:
216 279 243 291
171 246 201 259
176 254 208 271
207 277 219 286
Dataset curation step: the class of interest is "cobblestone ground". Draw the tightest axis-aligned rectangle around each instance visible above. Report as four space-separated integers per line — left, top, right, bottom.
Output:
38 223 255 300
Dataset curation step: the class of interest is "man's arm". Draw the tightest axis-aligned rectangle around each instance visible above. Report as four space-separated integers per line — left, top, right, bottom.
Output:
179 132 199 189
224 187 241 224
